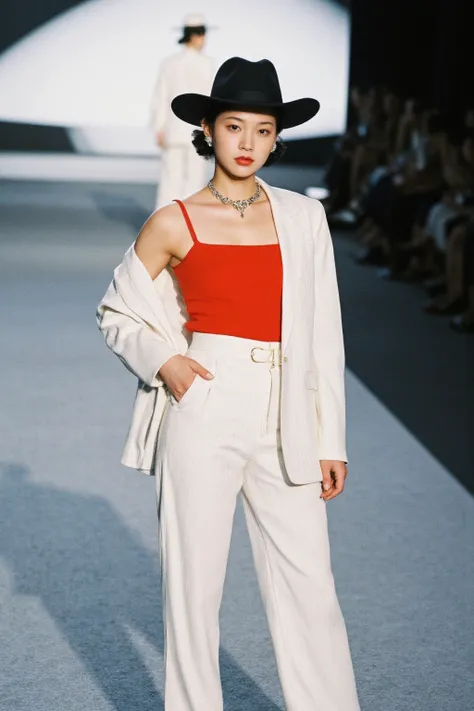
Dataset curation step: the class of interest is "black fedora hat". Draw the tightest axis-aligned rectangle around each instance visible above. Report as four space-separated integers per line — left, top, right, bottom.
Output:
171 57 320 130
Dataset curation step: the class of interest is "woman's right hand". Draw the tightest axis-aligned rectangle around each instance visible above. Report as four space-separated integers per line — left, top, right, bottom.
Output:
159 355 214 402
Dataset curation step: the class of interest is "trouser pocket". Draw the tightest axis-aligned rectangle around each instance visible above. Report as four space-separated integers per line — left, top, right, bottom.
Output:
169 348 217 412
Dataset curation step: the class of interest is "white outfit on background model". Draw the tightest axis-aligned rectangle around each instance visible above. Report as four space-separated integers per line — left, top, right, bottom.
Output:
150 47 214 208
97 179 361 711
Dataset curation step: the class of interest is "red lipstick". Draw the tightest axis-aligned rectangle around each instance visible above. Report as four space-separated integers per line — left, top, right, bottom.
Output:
235 156 254 166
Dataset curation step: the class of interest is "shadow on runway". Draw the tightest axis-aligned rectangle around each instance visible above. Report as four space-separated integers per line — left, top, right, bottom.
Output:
0 463 283 711
89 190 151 235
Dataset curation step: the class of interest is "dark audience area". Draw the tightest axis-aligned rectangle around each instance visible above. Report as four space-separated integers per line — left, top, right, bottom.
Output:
323 88 474 335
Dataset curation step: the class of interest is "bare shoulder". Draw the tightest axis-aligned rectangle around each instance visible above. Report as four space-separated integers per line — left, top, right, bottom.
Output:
134 203 185 278
137 202 184 244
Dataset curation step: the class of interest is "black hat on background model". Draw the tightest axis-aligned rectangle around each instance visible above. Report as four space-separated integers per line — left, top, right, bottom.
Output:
171 57 320 130
176 13 215 44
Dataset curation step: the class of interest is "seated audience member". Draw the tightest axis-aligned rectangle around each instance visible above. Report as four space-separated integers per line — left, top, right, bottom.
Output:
349 87 399 201
450 221 474 332
325 88 474 335
393 130 474 280
325 86 402 216
355 110 449 275
347 85 372 136
420 132 474 306
424 215 471 314
324 136 356 213
382 90 402 159
394 98 425 159
323 85 368 214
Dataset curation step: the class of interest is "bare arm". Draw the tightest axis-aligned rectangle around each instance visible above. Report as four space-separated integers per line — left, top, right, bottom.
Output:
96 208 181 387
134 206 178 279
134 208 214 398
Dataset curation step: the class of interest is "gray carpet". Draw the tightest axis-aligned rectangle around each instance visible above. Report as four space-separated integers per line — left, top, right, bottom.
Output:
0 177 472 711
333 230 474 495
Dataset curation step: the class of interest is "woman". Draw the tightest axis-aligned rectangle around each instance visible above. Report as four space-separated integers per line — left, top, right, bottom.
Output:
97 57 361 711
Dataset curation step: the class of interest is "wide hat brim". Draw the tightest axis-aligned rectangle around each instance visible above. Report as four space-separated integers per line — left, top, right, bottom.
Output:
171 94 320 130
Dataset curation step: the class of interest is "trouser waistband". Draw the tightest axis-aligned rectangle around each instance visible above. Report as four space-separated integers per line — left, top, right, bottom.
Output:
190 332 282 365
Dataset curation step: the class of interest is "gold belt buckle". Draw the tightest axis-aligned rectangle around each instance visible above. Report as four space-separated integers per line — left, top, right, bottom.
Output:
250 346 266 363
250 346 277 368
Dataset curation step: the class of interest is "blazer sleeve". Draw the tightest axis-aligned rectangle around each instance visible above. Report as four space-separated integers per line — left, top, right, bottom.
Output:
96 281 179 388
312 202 348 463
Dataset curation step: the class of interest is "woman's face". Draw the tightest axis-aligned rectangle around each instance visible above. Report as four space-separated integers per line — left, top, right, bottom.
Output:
206 110 278 177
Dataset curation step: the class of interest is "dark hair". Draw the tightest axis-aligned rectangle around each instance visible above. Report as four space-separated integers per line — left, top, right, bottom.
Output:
190 107 286 167
178 26 206 45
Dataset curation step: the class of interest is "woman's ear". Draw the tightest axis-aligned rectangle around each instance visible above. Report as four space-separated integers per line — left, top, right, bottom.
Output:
201 121 211 139
201 121 213 148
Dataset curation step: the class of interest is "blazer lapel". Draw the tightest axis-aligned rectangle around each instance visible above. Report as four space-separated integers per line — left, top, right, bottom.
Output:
258 179 303 352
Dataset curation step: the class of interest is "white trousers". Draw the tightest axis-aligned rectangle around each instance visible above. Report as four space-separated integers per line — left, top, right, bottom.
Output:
156 332 361 711
156 145 209 208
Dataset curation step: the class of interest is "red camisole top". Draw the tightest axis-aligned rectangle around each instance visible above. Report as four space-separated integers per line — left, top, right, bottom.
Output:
171 199 283 342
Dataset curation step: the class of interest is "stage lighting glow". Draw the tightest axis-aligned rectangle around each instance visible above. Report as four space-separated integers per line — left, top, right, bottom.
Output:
0 0 350 154
305 186 330 200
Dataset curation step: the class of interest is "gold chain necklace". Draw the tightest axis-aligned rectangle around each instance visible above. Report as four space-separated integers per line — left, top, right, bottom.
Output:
207 179 261 218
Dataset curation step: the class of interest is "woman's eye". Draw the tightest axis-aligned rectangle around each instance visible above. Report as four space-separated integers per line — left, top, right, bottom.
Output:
228 124 240 131
259 129 270 135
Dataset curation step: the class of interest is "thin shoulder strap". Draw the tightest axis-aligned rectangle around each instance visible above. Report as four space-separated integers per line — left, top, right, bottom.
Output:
173 199 199 244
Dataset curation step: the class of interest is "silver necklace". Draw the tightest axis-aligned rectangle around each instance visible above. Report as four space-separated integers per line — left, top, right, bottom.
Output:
207 179 261 218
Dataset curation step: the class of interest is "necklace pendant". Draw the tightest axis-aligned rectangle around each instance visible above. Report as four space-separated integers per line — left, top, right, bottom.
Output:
208 179 261 219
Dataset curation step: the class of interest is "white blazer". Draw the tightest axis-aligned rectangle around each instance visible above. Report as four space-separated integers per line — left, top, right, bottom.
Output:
150 47 214 146
96 179 348 485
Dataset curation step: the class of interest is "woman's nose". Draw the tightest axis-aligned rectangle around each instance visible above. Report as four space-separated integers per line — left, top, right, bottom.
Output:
239 134 254 151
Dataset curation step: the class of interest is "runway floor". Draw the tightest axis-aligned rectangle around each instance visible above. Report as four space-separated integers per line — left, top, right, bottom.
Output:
0 172 472 711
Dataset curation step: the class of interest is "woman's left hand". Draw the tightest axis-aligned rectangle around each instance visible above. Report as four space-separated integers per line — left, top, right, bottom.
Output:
319 460 348 501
